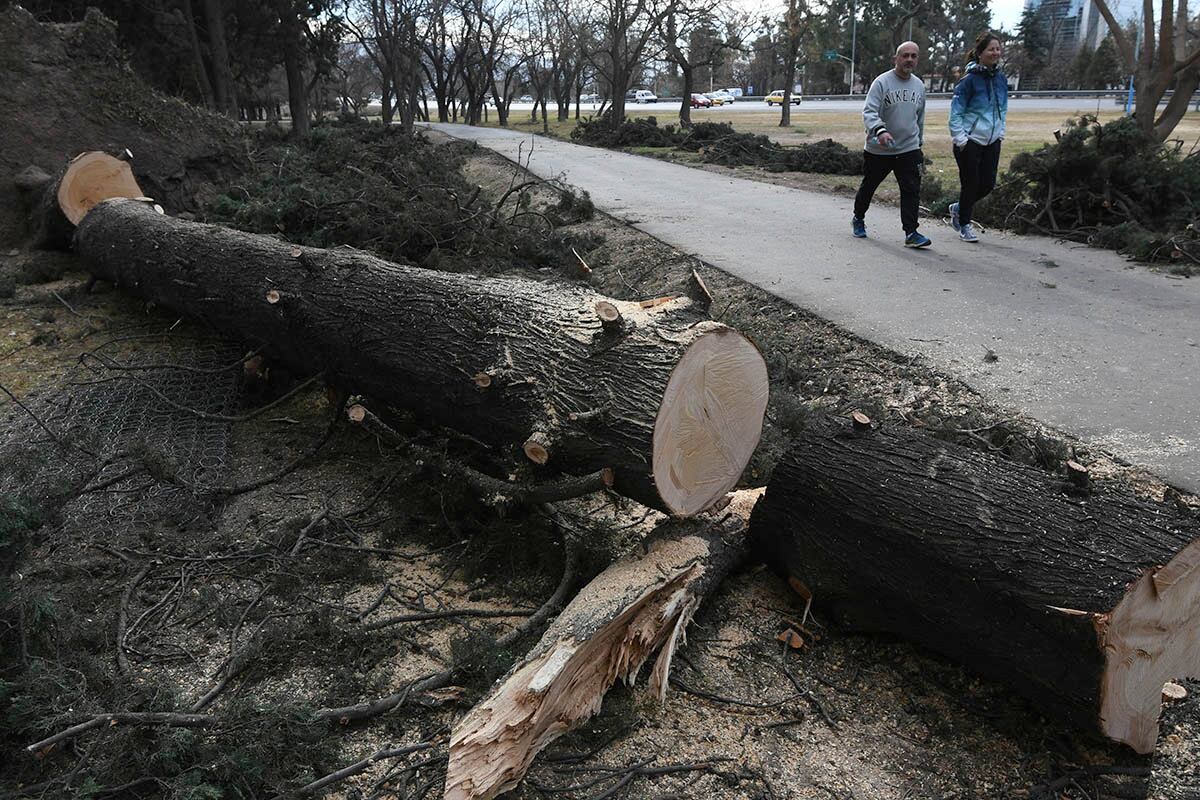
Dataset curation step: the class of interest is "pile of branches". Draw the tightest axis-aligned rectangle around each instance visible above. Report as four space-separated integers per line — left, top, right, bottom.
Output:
976 115 1200 271
203 119 596 273
569 111 681 148
693 130 863 175
571 113 863 175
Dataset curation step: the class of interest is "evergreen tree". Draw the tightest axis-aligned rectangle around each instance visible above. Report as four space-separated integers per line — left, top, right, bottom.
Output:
1086 35 1121 89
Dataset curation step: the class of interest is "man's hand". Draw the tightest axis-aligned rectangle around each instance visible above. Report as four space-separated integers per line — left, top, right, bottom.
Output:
878 131 895 148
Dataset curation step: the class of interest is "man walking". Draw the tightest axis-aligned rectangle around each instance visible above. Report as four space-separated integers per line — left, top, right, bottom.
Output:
851 41 930 247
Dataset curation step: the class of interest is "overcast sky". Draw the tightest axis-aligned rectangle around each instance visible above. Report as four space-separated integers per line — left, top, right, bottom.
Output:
991 0 1026 31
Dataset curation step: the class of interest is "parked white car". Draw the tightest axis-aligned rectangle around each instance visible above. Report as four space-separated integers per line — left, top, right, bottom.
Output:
633 89 658 103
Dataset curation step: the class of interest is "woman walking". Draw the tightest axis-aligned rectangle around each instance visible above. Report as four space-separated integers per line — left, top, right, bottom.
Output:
948 32 1007 243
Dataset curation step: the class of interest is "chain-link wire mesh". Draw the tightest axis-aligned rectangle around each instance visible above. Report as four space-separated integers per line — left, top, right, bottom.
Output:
0 334 243 538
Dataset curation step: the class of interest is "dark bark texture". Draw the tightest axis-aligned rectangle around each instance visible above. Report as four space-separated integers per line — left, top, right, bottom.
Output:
72 200 729 512
750 416 1199 733
15 165 73 250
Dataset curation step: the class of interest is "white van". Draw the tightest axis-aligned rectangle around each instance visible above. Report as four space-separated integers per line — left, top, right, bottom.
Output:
633 89 658 103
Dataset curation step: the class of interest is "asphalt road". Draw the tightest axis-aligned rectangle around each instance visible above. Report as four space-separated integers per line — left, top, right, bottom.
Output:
426 122 1200 492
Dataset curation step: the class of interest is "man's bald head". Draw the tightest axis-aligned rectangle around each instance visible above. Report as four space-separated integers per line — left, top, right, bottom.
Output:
894 41 919 78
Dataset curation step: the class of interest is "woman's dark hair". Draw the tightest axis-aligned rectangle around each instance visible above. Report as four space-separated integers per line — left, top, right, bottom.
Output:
967 31 1001 64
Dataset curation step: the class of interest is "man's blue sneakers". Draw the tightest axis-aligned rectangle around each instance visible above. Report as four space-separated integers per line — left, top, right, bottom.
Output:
852 217 867 238
949 202 961 232
904 231 932 248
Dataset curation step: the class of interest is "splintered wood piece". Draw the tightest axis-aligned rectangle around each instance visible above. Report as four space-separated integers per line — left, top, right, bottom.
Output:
638 294 677 309
752 417 1200 754
1162 682 1188 702
571 246 591 275
851 410 872 430
777 628 805 649
1066 459 1090 489
445 489 761 800
57 151 145 225
687 268 713 311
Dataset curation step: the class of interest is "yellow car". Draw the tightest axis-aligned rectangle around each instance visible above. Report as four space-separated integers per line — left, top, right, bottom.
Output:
766 89 802 106
704 92 727 106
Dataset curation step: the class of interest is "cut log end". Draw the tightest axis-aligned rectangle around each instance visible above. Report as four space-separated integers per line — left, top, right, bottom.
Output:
593 300 622 327
57 151 145 225
523 430 552 465
652 325 768 516
1100 537 1200 753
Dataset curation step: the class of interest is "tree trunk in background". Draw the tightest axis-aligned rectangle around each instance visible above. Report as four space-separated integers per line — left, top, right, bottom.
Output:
202 0 237 117
751 416 1200 754
276 1 309 138
181 0 215 109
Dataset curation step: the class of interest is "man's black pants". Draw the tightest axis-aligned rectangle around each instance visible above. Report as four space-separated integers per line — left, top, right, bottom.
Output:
854 148 923 234
953 139 1002 226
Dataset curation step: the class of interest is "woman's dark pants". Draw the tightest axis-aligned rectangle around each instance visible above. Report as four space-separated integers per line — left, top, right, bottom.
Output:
954 140 1002 226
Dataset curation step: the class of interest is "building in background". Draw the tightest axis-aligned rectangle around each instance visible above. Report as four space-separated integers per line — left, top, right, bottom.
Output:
1023 0 1109 55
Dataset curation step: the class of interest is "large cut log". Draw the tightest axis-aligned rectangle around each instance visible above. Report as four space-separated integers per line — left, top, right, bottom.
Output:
444 489 761 800
17 152 144 250
70 195 768 516
750 417 1200 753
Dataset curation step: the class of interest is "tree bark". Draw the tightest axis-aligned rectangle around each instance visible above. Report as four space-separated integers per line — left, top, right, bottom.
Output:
180 0 215 109
751 416 1200 753
276 1 310 138
445 489 761 800
69 197 767 516
202 0 238 117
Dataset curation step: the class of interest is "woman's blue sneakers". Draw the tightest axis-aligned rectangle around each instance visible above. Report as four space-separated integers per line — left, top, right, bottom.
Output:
852 217 867 238
905 231 932 248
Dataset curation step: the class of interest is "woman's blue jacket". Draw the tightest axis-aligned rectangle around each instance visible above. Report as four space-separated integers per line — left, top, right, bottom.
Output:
949 61 1008 147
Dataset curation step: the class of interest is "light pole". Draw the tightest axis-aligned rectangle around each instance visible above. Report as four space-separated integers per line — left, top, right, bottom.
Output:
849 0 857 94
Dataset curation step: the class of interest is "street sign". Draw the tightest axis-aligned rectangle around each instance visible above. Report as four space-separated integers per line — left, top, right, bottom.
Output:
823 49 839 62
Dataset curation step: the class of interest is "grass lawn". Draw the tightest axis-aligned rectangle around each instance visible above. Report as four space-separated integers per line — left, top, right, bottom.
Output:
474 104 1200 205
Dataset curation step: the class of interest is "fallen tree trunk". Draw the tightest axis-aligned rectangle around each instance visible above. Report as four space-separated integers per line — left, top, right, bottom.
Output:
444 489 761 800
750 417 1200 754
69 194 768 516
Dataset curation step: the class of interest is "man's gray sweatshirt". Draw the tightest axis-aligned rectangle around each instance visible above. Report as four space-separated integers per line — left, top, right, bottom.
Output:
862 71 926 156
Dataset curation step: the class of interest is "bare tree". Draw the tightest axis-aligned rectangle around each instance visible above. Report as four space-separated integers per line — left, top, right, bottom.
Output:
203 0 239 116
334 41 381 115
1092 0 1200 140
457 0 527 125
418 0 460 122
561 0 679 129
660 0 738 126
777 0 812 126
344 0 427 132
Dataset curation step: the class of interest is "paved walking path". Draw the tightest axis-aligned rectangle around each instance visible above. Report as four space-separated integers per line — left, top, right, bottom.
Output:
426 123 1200 492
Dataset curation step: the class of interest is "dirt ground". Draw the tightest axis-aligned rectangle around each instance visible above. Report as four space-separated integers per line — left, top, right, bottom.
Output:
3 134 1196 798
1 8 1197 793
